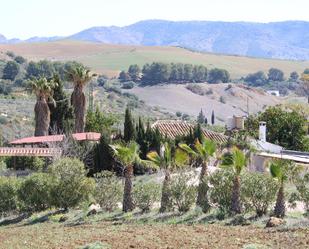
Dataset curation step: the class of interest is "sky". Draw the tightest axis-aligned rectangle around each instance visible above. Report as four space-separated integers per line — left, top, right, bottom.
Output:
1 0 309 39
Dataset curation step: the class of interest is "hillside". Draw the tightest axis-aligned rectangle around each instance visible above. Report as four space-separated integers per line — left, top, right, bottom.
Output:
125 83 281 123
1 40 309 78
2 20 309 60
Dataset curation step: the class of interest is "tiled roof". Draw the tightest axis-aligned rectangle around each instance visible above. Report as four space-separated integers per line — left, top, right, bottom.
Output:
152 120 227 143
10 132 101 145
0 147 62 156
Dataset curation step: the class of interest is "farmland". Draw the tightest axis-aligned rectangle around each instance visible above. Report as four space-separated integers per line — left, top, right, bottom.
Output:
1 40 309 78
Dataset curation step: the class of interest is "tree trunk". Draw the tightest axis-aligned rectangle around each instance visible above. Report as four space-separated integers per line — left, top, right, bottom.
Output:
71 85 86 133
196 161 210 212
123 164 134 212
160 169 172 213
231 175 241 214
274 183 285 218
34 96 50 136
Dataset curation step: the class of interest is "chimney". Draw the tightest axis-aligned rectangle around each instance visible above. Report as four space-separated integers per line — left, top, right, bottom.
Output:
259 121 266 142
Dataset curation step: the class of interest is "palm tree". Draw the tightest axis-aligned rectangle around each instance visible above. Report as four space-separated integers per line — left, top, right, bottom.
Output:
111 142 145 212
29 77 57 136
66 65 94 133
147 142 188 212
221 147 247 214
269 159 299 218
179 138 216 212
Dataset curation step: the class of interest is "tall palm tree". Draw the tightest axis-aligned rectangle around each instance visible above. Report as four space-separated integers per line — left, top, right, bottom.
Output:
147 142 188 212
179 138 216 212
221 147 247 214
269 159 299 218
29 77 57 136
66 65 94 133
111 142 145 212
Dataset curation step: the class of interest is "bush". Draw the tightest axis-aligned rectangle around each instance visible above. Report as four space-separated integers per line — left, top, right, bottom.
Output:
170 172 197 212
241 172 278 217
186 84 205 96
0 176 18 215
17 173 52 212
133 181 161 212
122 81 135 89
289 173 309 214
94 171 122 212
209 169 234 216
6 156 45 171
48 158 95 210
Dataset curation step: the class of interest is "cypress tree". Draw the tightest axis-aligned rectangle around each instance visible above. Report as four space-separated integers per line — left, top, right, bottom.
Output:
124 107 135 142
211 110 215 125
194 123 203 142
197 109 205 124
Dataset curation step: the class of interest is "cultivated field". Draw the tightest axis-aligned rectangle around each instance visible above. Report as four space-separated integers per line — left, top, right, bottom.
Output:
1 40 309 78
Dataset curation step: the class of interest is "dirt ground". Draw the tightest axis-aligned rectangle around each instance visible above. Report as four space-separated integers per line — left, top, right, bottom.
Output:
0 221 308 249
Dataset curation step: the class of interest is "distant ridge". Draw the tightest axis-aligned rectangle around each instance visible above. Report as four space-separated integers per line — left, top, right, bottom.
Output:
2 20 309 60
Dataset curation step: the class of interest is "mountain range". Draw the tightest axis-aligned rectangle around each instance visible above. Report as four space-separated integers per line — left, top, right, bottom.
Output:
2 20 309 60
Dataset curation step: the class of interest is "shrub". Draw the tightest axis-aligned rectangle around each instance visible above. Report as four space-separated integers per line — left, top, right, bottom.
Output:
133 181 161 212
17 173 52 212
219 96 226 104
48 158 95 210
289 172 309 214
0 176 18 215
122 81 135 89
186 84 205 96
209 169 234 216
6 156 45 171
170 172 197 212
241 172 278 216
94 171 122 212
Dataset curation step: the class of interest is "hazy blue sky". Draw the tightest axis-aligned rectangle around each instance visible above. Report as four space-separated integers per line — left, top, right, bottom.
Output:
1 0 308 39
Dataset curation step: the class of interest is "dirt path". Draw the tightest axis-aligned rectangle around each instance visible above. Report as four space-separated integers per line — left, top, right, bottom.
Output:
0 222 308 249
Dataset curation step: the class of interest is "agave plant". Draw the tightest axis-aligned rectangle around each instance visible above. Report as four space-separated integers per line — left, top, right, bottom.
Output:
28 77 58 136
111 142 151 212
147 142 188 212
66 65 94 133
221 147 247 214
179 138 216 212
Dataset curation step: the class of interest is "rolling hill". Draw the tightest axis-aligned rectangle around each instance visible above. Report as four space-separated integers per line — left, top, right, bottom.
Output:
2 20 309 60
1 40 309 78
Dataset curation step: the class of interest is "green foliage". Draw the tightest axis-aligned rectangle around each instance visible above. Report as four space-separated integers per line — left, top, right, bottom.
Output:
118 70 131 82
17 173 52 212
0 80 12 95
289 71 299 81
221 147 247 175
26 60 55 79
0 177 18 215
5 156 45 171
85 107 117 134
49 75 74 133
268 68 284 82
124 107 135 142
2 61 20 81
48 158 95 210
209 169 234 215
197 109 205 124
170 172 197 212
244 71 267 86
140 62 209 85
207 68 230 83
14 56 26 64
93 132 115 174
241 172 278 216
94 171 122 212
186 84 205 95
211 110 215 125
290 172 309 214
122 81 135 89
246 106 309 151
128 64 141 82
133 181 161 212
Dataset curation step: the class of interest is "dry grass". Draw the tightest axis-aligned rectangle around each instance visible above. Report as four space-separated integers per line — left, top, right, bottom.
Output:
1 40 309 78
0 220 308 249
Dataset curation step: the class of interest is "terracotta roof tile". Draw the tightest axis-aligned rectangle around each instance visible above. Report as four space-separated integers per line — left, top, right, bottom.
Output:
152 120 227 143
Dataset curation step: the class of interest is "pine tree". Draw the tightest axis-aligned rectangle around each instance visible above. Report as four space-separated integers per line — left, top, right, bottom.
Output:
124 107 135 142
197 109 205 124
211 110 215 125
